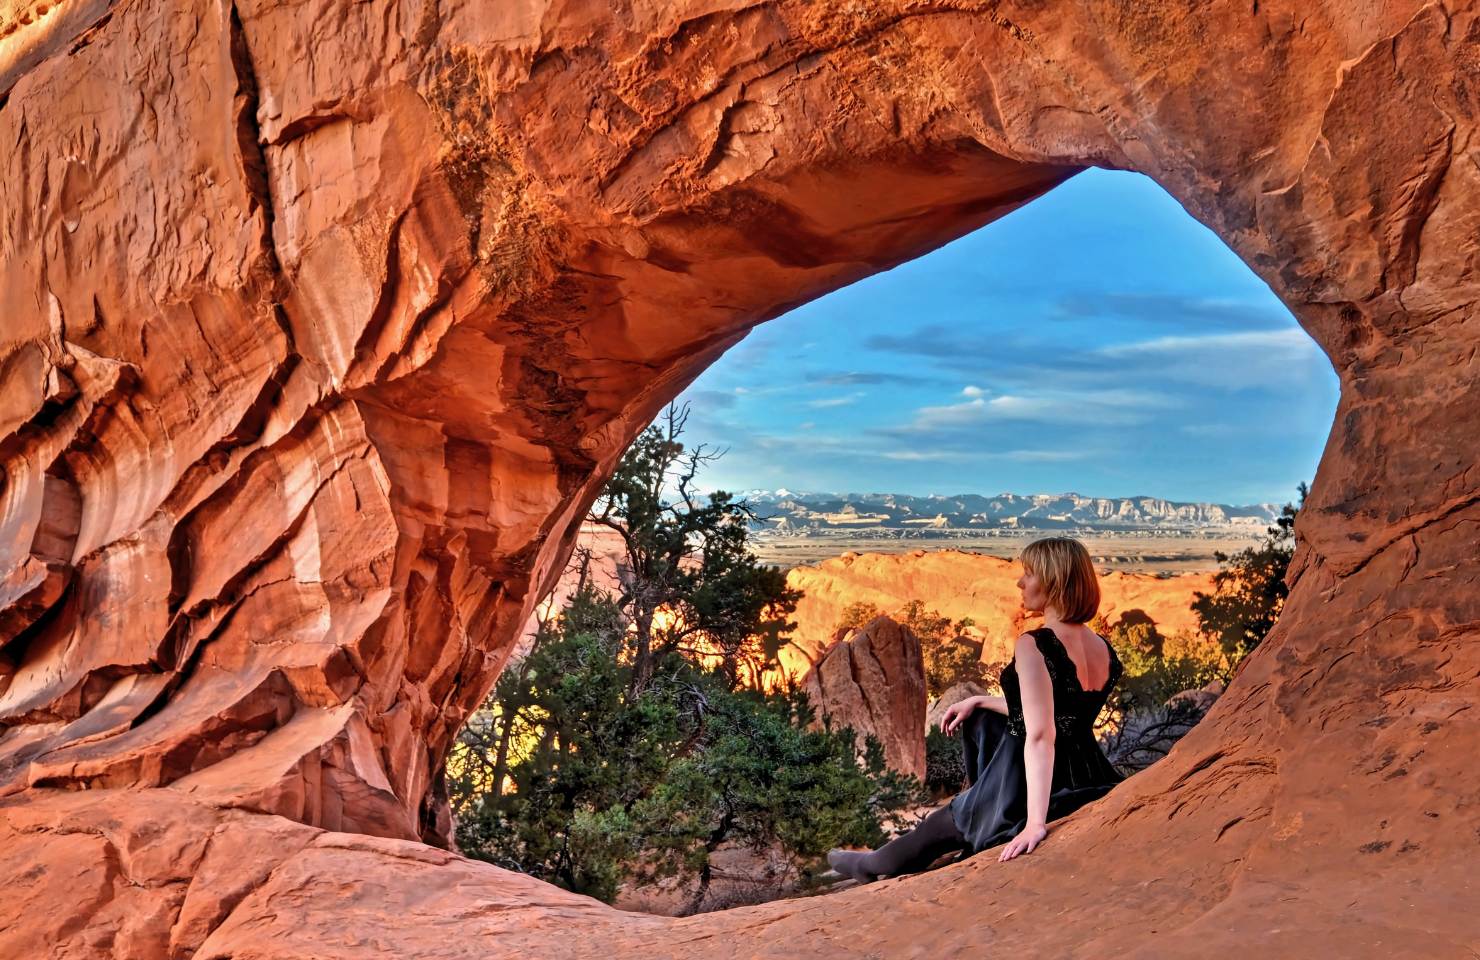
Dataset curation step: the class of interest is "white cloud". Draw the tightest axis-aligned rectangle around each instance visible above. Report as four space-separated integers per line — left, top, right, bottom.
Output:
987 394 1034 412
913 396 986 428
1099 327 1311 358
882 450 967 462
1096 327 1327 388
807 392 865 409
908 387 1169 430
961 385 985 398
988 449 1090 462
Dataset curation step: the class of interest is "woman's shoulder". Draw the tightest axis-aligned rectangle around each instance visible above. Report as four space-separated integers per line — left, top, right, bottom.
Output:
1012 628 1054 657
1015 626 1070 655
1011 630 1064 681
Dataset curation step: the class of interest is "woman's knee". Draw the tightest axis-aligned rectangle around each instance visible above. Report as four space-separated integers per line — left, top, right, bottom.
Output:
964 706 1003 741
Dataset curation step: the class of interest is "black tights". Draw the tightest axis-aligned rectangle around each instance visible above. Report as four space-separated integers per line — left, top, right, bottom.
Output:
858 802 966 877
832 710 1001 881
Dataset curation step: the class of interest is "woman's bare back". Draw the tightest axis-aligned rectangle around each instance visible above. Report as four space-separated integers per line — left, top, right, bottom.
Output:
1042 621 1113 693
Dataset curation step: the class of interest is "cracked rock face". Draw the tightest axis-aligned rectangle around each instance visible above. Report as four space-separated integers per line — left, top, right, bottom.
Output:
802 615 928 779
1 0 1478 956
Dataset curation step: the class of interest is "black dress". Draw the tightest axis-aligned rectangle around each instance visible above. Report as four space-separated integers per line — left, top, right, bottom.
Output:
948 626 1126 854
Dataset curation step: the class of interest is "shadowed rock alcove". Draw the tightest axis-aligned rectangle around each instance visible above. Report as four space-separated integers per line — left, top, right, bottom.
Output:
1 1 1477 956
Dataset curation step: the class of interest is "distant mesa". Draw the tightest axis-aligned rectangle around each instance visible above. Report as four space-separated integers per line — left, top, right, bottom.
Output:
741 489 1278 537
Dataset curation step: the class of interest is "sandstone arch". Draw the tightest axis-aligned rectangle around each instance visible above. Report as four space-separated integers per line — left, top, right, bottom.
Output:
1 0 1477 956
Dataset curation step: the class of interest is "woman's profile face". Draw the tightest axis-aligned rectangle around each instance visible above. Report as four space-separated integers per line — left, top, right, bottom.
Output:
1016 565 1048 614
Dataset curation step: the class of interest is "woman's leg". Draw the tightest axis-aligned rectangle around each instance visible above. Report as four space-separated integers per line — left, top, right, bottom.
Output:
828 804 965 883
961 708 1005 787
829 709 999 884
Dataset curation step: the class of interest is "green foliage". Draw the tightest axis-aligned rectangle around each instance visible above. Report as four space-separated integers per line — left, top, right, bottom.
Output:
1191 484 1306 661
679 688 920 860
836 599 989 700
923 725 967 798
451 592 920 905
448 406 919 910
1102 618 1226 717
1094 485 1306 775
835 601 883 633
1095 613 1228 776
900 601 995 699
589 406 802 692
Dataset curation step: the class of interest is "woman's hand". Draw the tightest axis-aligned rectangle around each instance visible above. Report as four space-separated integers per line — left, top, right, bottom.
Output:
997 822 1048 862
939 697 982 736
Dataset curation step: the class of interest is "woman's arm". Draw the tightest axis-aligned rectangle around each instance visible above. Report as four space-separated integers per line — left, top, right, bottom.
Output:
940 694 1004 735
1000 633 1054 861
975 694 1008 715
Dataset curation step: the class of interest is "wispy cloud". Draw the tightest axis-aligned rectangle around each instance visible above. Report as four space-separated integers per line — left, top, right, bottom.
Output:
811 370 935 386
913 396 986 428
883 447 1088 463
683 389 738 410
862 320 1328 397
1097 328 1312 357
882 450 968 462
988 449 1091 462
863 325 1008 361
908 387 1171 430
807 392 866 409
1178 422 1243 437
1052 292 1294 330
1095 328 1325 388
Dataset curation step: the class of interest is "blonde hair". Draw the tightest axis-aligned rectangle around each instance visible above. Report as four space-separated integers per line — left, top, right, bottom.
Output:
1020 536 1101 624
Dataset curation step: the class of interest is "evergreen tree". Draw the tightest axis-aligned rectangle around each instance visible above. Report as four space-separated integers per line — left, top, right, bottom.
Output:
1191 483 1307 661
899 600 988 700
447 406 921 909
589 404 801 692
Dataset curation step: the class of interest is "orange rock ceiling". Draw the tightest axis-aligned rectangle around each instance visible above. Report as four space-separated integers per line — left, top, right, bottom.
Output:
1 0 1478 956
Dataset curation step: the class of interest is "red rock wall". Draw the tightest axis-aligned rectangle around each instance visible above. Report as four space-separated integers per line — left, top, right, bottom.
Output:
2 0 1478 956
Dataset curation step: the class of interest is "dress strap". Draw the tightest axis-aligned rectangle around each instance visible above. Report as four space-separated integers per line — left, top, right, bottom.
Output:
1034 627 1115 695
1029 627 1070 667
1027 628 1069 686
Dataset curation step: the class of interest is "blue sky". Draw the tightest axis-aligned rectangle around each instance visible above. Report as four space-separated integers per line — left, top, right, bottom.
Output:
671 169 1339 507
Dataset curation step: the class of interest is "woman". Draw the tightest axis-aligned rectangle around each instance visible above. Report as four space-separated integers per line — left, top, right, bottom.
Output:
827 536 1125 882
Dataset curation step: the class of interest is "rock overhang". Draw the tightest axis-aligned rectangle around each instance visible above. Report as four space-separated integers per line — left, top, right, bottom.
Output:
1 0 1478 956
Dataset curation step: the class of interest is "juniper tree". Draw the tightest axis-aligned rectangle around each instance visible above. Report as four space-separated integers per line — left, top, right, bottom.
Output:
447 406 921 908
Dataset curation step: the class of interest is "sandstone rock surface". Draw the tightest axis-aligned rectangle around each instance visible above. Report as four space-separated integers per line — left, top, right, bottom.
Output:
800 616 927 779
2 0 1479 956
779 549 1215 678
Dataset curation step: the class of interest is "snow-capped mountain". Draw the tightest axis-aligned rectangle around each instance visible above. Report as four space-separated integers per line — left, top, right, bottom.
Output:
735 490 1279 534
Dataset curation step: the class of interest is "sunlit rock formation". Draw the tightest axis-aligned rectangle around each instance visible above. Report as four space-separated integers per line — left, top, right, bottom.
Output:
524 541 1215 690
778 549 1217 678
2 0 1478 956
801 615 927 779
